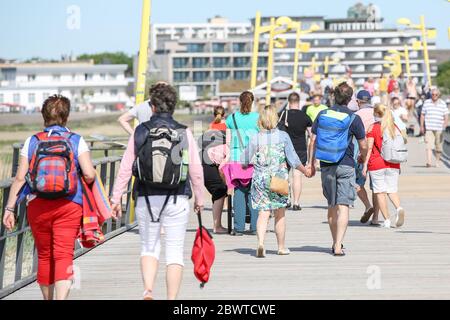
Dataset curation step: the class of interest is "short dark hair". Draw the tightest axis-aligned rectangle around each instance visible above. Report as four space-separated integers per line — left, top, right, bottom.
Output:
41 94 71 127
334 82 353 106
149 83 177 114
288 92 300 104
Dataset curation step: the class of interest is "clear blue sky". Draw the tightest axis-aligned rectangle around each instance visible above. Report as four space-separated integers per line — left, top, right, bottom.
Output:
0 0 449 60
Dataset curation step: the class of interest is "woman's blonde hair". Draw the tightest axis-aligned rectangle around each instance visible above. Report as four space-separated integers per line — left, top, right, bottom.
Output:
374 103 407 142
258 105 279 130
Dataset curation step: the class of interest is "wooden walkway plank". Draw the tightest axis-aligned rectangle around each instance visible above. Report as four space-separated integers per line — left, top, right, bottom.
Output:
4 138 450 300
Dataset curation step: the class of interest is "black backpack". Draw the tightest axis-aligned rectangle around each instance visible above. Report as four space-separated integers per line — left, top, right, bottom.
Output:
134 123 189 222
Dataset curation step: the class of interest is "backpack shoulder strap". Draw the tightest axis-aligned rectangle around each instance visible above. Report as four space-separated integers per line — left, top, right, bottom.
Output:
347 113 357 145
34 132 48 141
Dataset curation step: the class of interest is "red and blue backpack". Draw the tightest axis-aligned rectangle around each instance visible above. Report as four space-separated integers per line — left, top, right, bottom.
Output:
27 131 79 199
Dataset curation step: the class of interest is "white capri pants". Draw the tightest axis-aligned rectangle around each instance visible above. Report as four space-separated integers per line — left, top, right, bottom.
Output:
369 168 400 194
135 195 190 266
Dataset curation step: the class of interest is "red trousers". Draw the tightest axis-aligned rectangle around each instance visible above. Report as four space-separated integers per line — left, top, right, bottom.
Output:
28 198 82 286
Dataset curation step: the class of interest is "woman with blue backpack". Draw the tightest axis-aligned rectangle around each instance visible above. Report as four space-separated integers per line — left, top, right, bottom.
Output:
362 104 407 229
2 95 97 300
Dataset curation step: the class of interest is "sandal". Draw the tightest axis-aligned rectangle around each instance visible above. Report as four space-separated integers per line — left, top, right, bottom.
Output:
256 245 265 258
213 228 228 235
360 208 375 224
143 290 154 300
277 248 291 255
331 243 344 254
333 250 346 257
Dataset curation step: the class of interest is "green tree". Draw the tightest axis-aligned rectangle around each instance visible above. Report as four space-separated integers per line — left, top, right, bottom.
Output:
77 52 133 75
436 60 450 94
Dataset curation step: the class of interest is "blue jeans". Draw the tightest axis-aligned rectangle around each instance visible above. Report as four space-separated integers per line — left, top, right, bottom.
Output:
233 187 258 232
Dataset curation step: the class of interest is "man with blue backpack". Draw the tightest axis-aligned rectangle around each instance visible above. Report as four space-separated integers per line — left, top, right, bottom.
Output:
307 82 368 256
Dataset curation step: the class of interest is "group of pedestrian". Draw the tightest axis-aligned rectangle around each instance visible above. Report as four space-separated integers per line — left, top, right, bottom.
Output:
2 74 447 300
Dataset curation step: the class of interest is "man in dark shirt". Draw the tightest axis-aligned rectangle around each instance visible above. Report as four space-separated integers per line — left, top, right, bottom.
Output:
278 92 312 211
307 82 368 256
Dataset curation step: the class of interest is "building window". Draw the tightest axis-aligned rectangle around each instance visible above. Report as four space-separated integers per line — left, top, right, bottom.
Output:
258 57 268 67
173 72 189 82
72 74 77 81
0 94 4 103
109 73 118 79
186 43 205 53
99 73 106 80
233 57 250 68
27 74 36 82
214 71 230 81
13 93 20 104
192 58 209 68
53 74 61 81
213 57 229 68
28 93 35 103
212 43 226 52
233 43 247 52
111 89 118 96
173 58 188 68
85 73 93 81
193 71 209 82
234 71 250 80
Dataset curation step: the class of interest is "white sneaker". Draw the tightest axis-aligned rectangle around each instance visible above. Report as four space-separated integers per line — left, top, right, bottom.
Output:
381 219 391 229
396 207 405 227
390 212 398 228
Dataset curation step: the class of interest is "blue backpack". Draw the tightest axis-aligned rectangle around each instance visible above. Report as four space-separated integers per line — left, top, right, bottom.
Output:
315 110 356 163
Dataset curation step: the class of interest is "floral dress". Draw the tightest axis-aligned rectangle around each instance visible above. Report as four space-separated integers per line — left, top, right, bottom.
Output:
242 129 302 211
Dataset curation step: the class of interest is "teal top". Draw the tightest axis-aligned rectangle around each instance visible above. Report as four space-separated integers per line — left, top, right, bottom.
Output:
226 111 260 161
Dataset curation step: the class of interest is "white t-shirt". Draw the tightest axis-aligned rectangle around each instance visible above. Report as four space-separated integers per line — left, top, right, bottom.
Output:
393 107 408 122
21 133 90 158
129 100 152 124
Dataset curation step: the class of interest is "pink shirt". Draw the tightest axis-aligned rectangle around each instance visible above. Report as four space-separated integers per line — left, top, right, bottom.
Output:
111 128 204 206
356 107 375 133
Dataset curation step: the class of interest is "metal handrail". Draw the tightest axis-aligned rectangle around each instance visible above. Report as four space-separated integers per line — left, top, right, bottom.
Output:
443 126 450 160
0 153 134 299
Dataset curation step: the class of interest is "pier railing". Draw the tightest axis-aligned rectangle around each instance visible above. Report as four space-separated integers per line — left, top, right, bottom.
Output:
0 144 134 298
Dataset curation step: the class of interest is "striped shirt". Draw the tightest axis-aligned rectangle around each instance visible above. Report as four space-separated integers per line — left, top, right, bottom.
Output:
422 99 449 131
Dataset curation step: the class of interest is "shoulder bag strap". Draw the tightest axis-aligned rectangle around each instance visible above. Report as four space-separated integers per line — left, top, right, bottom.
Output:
232 113 245 150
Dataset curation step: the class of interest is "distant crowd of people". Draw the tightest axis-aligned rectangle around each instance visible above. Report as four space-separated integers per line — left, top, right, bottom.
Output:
2 75 448 300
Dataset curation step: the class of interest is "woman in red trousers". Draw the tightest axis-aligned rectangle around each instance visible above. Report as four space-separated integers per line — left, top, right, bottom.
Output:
2 95 96 300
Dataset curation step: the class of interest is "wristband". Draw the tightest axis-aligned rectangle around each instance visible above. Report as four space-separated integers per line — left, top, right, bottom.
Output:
5 207 15 213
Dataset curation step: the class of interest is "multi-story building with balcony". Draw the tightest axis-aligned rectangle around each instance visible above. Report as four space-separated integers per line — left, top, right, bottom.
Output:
0 61 131 112
267 16 437 86
152 17 264 98
151 7 438 99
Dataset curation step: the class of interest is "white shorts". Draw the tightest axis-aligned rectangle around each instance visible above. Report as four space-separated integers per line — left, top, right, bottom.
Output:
369 168 400 194
135 195 190 266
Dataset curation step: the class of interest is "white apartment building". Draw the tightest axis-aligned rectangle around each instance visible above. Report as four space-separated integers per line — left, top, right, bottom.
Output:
152 17 260 98
152 16 252 50
151 9 438 98
268 16 438 86
0 61 131 112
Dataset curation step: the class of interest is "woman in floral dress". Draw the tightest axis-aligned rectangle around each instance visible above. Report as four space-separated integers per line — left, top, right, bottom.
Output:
242 105 309 258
